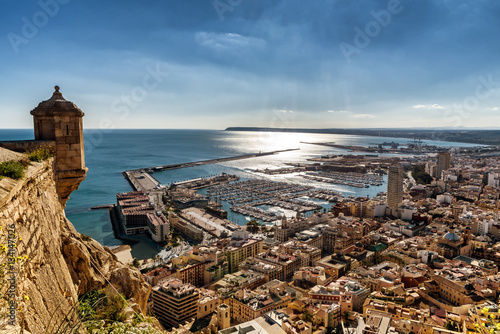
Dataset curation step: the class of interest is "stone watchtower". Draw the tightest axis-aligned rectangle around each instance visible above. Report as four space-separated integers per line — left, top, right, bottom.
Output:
30 86 87 206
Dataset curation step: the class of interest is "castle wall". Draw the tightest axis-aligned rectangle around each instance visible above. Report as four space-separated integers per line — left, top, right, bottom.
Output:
0 152 151 332
0 138 86 206
0 140 56 153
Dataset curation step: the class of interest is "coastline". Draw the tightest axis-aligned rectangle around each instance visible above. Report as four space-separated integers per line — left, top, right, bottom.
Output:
225 127 500 146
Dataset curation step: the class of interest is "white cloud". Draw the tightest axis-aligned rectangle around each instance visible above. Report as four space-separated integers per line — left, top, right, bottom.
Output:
327 110 349 113
195 32 266 50
352 114 376 119
487 107 499 111
413 104 445 110
277 109 294 113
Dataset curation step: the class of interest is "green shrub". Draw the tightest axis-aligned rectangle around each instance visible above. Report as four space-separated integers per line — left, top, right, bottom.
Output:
26 145 53 162
78 289 126 323
85 321 163 333
0 160 25 179
78 290 107 322
45 289 163 334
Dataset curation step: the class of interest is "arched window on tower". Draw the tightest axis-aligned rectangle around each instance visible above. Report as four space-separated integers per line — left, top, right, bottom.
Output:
66 124 69 135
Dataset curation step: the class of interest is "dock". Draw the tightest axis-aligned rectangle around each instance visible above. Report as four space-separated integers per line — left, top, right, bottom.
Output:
300 141 381 152
123 170 163 192
90 204 116 210
125 148 299 173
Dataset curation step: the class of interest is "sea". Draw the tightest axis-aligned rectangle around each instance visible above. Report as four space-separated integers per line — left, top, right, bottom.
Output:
0 129 481 259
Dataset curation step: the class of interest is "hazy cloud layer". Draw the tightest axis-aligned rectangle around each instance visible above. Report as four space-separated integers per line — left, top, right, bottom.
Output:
1 0 500 129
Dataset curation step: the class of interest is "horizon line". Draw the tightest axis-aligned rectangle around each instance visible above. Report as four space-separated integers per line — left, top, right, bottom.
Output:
3 127 500 131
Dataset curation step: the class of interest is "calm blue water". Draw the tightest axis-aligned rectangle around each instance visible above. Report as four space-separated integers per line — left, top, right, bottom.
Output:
0 129 480 258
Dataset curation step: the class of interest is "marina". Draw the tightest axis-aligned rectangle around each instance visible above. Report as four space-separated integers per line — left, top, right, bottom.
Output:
301 171 383 188
206 179 342 222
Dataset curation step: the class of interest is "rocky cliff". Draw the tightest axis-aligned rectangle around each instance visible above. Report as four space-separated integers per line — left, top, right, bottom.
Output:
0 148 151 332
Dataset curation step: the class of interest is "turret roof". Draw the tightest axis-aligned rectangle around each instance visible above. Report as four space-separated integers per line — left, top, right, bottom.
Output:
30 86 84 116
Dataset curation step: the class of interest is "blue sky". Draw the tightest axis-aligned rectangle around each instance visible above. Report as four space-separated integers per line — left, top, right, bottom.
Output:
1 0 500 129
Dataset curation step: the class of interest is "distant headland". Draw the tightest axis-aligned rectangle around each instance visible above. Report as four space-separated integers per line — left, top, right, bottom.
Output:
225 127 500 145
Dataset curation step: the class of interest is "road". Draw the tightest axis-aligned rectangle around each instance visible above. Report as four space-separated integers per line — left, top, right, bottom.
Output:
407 171 417 187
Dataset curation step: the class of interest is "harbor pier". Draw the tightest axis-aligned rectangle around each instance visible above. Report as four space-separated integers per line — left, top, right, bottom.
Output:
125 148 299 173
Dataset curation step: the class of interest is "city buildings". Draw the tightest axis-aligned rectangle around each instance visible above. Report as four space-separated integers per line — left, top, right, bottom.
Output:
315 253 353 280
387 166 403 210
309 277 370 312
238 257 283 282
197 288 220 319
224 231 263 273
218 318 285 334
280 240 321 267
437 152 451 180
256 249 302 281
116 191 170 240
151 278 199 329
143 150 500 334
168 212 204 241
210 270 266 299
282 315 312 334
293 266 330 288
226 281 290 324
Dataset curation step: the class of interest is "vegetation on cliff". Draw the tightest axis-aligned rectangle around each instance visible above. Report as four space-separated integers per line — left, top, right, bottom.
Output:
26 145 53 162
75 289 164 334
38 288 164 334
0 145 53 181
0 160 25 180
0 156 152 332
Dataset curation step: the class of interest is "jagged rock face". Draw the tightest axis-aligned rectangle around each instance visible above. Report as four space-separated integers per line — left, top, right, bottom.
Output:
0 157 151 332
62 234 151 312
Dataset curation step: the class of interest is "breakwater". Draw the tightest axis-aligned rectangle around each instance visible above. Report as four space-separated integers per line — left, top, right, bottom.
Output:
125 148 299 173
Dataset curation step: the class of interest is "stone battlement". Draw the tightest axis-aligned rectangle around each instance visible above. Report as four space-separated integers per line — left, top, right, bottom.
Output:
0 140 56 153
0 86 88 206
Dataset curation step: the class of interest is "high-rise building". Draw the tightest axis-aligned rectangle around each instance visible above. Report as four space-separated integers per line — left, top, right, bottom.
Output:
151 278 199 329
437 152 451 179
387 166 403 209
